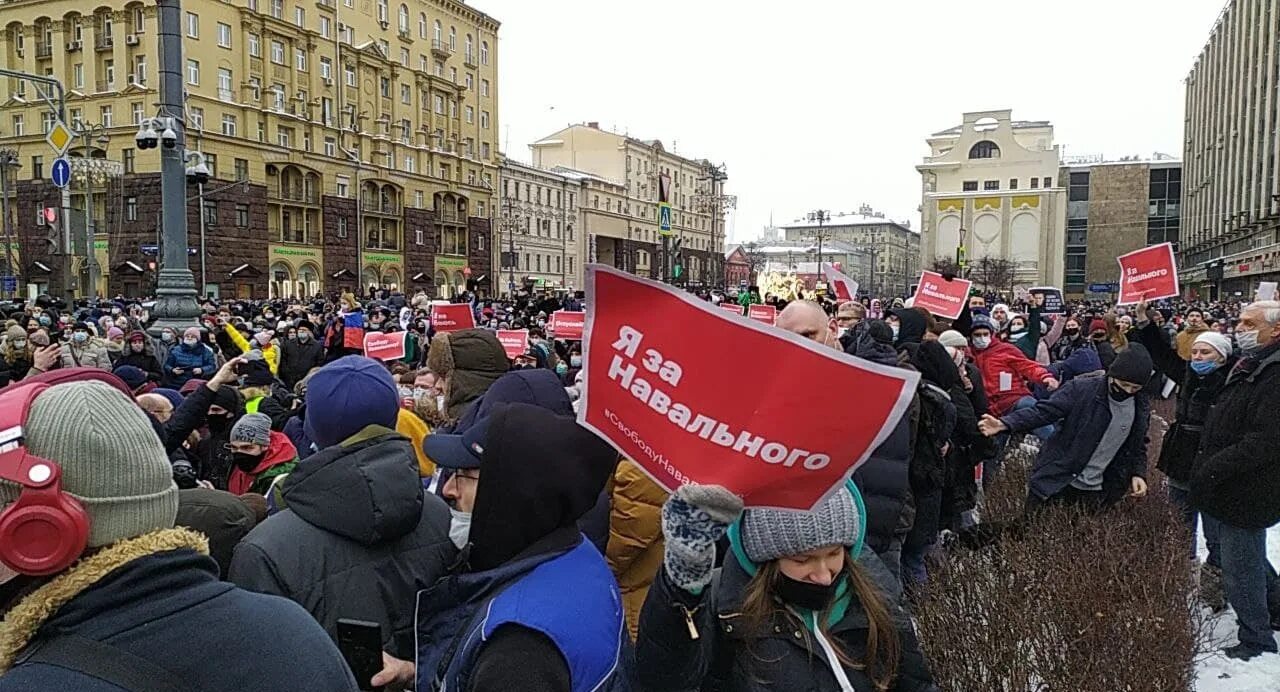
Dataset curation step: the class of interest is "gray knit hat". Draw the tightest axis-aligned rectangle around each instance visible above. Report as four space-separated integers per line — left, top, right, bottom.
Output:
230 413 272 447
739 488 860 563
0 381 178 548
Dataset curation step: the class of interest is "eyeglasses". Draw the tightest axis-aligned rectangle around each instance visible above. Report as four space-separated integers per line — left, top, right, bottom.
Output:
450 470 480 483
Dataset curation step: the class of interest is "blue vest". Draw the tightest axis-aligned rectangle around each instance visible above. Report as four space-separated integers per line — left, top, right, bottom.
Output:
416 537 623 692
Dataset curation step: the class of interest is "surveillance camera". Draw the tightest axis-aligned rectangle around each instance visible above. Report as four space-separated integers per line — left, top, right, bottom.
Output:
135 121 158 150
161 125 178 149
186 161 210 185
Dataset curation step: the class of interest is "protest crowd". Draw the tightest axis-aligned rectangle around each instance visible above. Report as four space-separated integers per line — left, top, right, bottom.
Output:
0 258 1277 691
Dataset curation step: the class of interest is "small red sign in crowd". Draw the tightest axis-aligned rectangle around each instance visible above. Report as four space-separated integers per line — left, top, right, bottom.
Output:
579 265 919 510
1117 242 1180 304
911 271 972 320
363 331 407 361
430 304 476 332
747 304 776 325
496 329 529 359
719 303 744 316
549 310 585 340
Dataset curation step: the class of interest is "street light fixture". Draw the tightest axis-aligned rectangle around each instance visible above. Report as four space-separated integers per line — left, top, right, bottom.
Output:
807 209 830 278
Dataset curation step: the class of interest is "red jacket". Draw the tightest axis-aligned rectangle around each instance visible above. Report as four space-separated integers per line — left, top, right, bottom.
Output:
970 340 1052 417
228 431 298 495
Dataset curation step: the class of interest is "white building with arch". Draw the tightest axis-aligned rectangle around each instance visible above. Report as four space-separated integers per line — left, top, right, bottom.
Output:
917 109 1066 289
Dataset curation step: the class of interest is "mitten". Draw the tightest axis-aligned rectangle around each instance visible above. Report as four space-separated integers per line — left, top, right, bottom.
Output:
661 484 744 593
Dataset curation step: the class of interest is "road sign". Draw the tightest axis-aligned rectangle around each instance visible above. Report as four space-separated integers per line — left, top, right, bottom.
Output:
1088 282 1119 293
658 202 672 235
1 276 16 292
50 157 71 188
46 121 74 156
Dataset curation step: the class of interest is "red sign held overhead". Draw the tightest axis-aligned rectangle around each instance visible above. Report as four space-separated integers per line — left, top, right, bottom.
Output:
549 310 585 340
496 329 530 360
746 304 777 325
579 265 919 510
1117 242 1180 305
911 271 972 320
430 304 476 332
363 331 407 361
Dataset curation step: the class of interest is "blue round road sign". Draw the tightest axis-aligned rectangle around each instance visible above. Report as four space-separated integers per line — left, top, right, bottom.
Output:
51 157 71 188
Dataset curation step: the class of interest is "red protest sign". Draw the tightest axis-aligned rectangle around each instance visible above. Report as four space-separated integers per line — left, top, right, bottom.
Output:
747 304 776 325
430 304 476 332
363 331 407 361
496 329 529 359
911 271 972 320
822 263 859 302
719 303 744 316
550 310 585 340
1117 242 1179 305
579 265 919 510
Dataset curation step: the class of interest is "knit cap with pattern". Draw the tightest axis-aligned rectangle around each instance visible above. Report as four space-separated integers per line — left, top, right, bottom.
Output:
739 487 861 563
230 412 273 447
0 381 178 548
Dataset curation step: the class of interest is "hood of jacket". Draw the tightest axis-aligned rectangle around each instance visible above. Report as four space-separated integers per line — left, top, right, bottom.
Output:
890 308 927 348
467 402 617 572
279 425 424 545
245 431 297 476
849 322 900 367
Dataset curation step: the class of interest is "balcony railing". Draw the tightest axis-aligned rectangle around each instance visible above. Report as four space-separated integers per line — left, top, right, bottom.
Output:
462 51 476 68
35 42 52 58
437 210 463 224
217 88 234 101
95 34 113 51
277 187 319 204
364 237 399 251
361 199 401 215
430 39 451 58
280 229 309 244
95 79 113 93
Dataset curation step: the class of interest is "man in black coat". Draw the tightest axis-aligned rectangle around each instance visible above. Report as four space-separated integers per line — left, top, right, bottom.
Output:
1190 300 1280 660
278 320 326 389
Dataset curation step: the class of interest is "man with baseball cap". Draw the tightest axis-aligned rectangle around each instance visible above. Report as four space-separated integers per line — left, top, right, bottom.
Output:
0 380 356 690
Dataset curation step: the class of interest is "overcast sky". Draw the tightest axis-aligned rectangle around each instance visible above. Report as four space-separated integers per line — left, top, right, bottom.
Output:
475 0 1225 243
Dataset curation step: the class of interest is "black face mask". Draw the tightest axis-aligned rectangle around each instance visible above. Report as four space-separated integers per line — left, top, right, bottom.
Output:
232 451 262 472
1109 382 1136 402
207 415 233 434
775 574 838 611
1064 328 1080 337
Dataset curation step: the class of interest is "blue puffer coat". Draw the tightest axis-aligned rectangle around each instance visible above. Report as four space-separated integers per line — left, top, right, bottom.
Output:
163 342 217 387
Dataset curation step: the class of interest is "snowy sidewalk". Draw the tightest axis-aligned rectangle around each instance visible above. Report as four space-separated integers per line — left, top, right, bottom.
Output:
1194 524 1280 691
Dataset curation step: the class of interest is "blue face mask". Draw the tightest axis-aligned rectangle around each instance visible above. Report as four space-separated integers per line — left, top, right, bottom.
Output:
1189 360 1221 376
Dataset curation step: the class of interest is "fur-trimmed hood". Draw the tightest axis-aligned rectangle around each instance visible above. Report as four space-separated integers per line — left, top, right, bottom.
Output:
426 329 510 420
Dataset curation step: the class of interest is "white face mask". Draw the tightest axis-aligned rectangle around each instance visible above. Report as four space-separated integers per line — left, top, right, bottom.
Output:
837 327 849 339
436 394 446 414
1236 329 1261 354
448 508 472 550
972 336 992 350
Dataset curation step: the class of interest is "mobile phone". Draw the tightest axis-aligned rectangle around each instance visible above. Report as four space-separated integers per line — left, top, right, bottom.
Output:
233 361 249 376
337 619 384 691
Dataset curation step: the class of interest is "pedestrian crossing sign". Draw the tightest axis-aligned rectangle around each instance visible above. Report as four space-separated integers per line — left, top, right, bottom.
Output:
658 202 672 236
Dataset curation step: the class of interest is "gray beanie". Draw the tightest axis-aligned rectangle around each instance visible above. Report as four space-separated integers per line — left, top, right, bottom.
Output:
230 413 272 447
740 488 860 563
0 381 178 549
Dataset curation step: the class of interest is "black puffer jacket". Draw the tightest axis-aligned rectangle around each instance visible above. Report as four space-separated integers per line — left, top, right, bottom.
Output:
1157 359 1233 484
1190 343 1280 529
279 337 325 389
228 426 456 659
636 550 937 692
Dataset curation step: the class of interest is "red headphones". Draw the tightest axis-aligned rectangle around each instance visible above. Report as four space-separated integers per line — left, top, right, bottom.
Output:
0 383 90 576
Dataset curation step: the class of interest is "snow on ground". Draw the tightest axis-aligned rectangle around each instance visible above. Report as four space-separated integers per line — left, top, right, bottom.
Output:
1194 523 1280 692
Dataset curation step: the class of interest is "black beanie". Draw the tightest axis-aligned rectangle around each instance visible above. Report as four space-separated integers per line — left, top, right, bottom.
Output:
243 359 275 387
1109 343 1154 386
866 320 894 345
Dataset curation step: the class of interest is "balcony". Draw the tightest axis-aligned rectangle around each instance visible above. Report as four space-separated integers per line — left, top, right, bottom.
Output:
95 34 113 51
437 210 463 224
280 228 309 244
249 57 262 74
361 199 401 215
35 42 52 59
364 236 399 251
95 79 113 93
462 51 476 68
430 39 451 59
277 187 319 204
218 88 234 102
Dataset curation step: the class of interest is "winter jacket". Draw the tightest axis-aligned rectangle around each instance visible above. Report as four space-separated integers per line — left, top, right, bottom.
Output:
114 349 163 382
1157 360 1232 485
175 487 259 578
606 459 669 642
1132 321 1185 387
0 352 33 388
969 340 1053 417
636 535 936 692
152 335 175 368
1050 334 1092 364
227 430 298 495
1092 338 1117 370
224 323 280 375
1190 342 1280 529
1003 307 1042 360
0 529 357 692
1175 324 1210 361
942 363 991 525
1001 377 1150 504
229 425 456 660
279 335 325 388
60 339 112 370
162 341 217 388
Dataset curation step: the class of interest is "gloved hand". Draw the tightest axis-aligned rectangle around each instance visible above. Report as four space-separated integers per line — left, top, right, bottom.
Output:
661 484 744 594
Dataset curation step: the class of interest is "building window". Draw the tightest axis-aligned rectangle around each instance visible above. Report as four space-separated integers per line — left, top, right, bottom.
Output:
271 40 284 64
9 115 21 136
983 180 998 191
235 203 249 227
122 148 134 174
480 111 489 129
481 79 489 97
1030 177 1039 189
277 126 292 147
433 94 444 114
344 64 356 87
464 73 473 90
480 40 488 65
319 57 332 80
99 105 113 127
335 175 349 197
294 6 304 26
320 16 330 38
415 227 424 245
464 105 473 124
234 158 248 180
216 22 231 48
1009 178 1018 189
324 137 335 156
336 216 347 238
72 63 83 89
203 201 218 226
125 196 138 221
31 156 42 180
248 33 260 57
185 11 199 38
186 59 199 84
401 83 411 104
221 114 236 136
1068 172 1090 202
962 180 978 192
448 25 455 49
295 49 307 71
1043 176 1052 187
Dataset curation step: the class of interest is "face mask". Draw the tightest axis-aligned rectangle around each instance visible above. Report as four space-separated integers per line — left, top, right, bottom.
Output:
1010 325 1026 335
537 320 547 328
890 325 900 339
232 451 262 472
131 342 144 353
1064 328 1080 337
12 339 26 349
1189 360 1221 376
111 308 121 316
297 332 310 342
207 415 232 433
555 362 568 375
972 336 991 350
837 327 849 339
436 394 446 414
570 355 582 368
1109 382 1136 402
184 337 198 346
161 332 174 342
448 508 472 550
38 316 50 326
73 332 89 343
1236 329 1261 354
412 386 429 400
775 574 839 611
264 313 274 320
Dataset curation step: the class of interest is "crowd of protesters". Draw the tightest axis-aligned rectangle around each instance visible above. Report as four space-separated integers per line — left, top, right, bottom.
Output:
0 276 1276 692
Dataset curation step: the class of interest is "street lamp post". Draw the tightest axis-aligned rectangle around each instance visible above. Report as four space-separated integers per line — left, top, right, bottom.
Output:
0 150 19 297
71 123 113 299
808 209 829 277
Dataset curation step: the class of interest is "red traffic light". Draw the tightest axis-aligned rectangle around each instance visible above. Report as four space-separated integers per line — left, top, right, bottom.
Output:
42 207 57 223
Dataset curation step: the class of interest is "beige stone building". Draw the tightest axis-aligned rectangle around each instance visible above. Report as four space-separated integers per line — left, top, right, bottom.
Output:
0 0 500 299
529 122 726 287
1058 155 1181 298
917 109 1066 291
1181 0 1280 299
778 206 920 297
496 156 583 294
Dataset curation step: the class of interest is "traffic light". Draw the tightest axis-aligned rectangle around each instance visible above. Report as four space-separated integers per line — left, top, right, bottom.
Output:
41 206 61 252
672 237 684 280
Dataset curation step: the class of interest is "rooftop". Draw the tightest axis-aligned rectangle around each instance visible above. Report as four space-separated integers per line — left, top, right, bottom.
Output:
1060 152 1181 168
931 120 1052 137
779 208 915 231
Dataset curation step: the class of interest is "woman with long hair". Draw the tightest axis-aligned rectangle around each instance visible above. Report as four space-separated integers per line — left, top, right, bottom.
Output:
636 482 937 692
